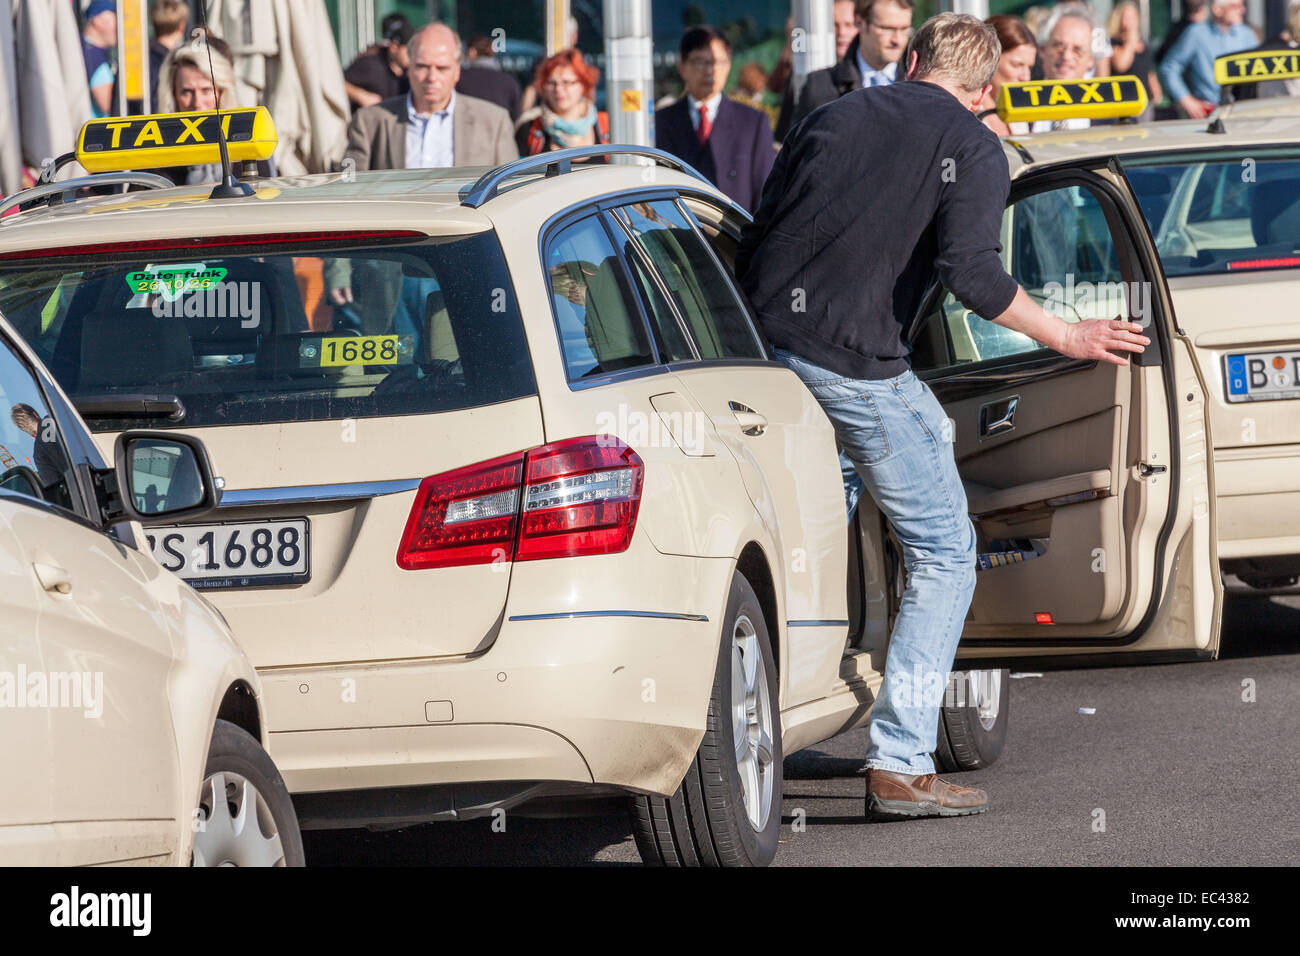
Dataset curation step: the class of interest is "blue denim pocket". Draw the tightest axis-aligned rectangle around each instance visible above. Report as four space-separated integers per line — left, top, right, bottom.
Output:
815 384 892 465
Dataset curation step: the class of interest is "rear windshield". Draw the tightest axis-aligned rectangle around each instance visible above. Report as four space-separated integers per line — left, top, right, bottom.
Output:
0 231 535 430
1124 150 1300 277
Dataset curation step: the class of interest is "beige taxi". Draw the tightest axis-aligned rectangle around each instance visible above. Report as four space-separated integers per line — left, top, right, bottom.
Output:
984 58 1300 593
0 311 301 866
0 91 1232 865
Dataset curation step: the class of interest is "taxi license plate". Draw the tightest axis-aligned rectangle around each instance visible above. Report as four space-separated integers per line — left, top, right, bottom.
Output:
146 518 309 589
1224 350 1300 403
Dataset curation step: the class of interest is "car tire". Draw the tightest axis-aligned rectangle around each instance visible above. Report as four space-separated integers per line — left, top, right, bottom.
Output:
191 719 305 867
933 669 1009 773
629 571 783 867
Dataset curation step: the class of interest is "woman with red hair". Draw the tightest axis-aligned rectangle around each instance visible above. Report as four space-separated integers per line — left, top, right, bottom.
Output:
517 49 609 155
976 14 1038 137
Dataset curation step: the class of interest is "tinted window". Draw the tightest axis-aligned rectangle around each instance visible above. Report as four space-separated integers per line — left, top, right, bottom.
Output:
0 232 535 430
613 200 764 361
0 339 78 514
1125 151 1300 277
545 215 655 380
613 222 695 363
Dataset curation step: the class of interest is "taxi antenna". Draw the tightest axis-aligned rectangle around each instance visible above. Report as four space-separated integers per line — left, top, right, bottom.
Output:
199 0 254 199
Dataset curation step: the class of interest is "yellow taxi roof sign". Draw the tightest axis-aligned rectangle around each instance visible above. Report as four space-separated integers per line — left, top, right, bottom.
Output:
76 107 277 173
1215 50 1300 85
997 76 1148 125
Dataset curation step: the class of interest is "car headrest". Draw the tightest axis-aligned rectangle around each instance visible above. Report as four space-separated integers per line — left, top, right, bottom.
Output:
184 260 281 346
1251 176 1300 246
422 289 458 364
78 310 194 388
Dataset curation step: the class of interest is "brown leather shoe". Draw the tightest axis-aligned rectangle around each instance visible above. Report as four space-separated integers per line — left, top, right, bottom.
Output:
865 769 988 821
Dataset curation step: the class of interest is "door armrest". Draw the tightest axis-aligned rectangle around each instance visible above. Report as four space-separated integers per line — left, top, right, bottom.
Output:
965 468 1112 518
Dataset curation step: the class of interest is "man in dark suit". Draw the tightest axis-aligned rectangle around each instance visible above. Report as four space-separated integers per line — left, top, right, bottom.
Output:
655 26 775 214
457 34 523 122
778 0 914 139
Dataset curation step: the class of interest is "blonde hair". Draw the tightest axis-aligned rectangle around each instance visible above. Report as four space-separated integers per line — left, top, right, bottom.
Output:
907 12 1001 93
156 42 240 112
1106 0 1140 40
1287 0 1300 42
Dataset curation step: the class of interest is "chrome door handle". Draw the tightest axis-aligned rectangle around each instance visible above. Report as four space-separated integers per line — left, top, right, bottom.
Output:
978 395 1019 438
728 401 768 436
33 562 72 595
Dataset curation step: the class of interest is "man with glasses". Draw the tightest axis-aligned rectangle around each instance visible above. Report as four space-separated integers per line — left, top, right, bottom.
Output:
786 0 915 132
1032 5 1100 131
656 26 775 213
1160 0 1257 118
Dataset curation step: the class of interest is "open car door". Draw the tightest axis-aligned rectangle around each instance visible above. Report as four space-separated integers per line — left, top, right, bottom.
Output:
906 162 1223 666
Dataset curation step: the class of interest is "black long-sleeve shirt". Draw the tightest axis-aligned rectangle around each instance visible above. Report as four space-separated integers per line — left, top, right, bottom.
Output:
736 80 1019 380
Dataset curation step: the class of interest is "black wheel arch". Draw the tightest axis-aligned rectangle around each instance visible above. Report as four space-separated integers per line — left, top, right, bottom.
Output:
215 679 262 744
736 541 780 680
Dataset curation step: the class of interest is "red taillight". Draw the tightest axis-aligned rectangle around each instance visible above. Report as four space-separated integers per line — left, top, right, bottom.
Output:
396 451 524 570
396 437 643 570
516 436 644 561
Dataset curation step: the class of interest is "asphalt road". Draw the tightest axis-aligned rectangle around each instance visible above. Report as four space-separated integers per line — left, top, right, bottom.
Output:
303 591 1300 866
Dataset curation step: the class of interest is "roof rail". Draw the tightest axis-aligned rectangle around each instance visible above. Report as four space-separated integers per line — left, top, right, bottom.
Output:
0 171 175 220
460 145 710 209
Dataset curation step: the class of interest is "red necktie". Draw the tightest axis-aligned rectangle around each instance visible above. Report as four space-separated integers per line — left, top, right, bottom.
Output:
697 105 711 145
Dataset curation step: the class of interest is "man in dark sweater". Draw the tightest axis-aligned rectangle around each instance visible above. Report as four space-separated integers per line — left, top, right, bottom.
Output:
738 13 1149 822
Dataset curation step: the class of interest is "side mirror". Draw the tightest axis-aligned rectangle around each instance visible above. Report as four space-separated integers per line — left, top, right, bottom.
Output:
112 431 221 524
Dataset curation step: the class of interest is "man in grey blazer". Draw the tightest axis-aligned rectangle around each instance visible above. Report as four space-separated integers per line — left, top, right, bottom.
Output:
343 22 517 171
331 23 517 317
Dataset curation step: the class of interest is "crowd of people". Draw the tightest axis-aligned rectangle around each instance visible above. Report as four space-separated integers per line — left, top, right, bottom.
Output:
758 0 1300 139
57 0 1300 212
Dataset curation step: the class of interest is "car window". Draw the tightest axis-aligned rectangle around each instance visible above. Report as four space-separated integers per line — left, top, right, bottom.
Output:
0 337 79 515
911 183 1124 375
544 214 656 380
1124 150 1300 277
612 200 765 361
0 232 536 431
605 214 695 363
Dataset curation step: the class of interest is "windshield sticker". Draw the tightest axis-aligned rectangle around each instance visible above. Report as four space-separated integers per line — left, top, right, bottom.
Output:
125 263 227 300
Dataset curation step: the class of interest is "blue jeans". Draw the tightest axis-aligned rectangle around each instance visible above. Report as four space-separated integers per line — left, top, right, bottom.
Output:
774 348 977 775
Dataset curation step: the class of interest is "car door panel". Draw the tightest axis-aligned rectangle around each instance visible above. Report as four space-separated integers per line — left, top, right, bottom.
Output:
911 166 1221 657
0 504 54 857
936 368 1128 626
618 196 850 708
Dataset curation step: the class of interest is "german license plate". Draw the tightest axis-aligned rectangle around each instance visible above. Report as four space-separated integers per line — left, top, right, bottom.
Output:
1224 350 1300 403
146 518 309 589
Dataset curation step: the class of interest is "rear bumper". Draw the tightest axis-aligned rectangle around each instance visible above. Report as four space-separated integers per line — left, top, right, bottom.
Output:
1215 447 1300 558
260 553 734 798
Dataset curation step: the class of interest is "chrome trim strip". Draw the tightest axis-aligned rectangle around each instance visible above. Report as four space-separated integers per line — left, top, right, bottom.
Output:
219 478 422 508
786 619 851 627
508 610 709 623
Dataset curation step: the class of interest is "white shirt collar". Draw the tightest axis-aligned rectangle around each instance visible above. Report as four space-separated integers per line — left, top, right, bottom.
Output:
688 92 723 124
856 49 898 87
409 90 456 120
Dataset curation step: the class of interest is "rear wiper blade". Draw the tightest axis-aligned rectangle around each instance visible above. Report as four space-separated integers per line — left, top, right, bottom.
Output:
73 393 186 422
